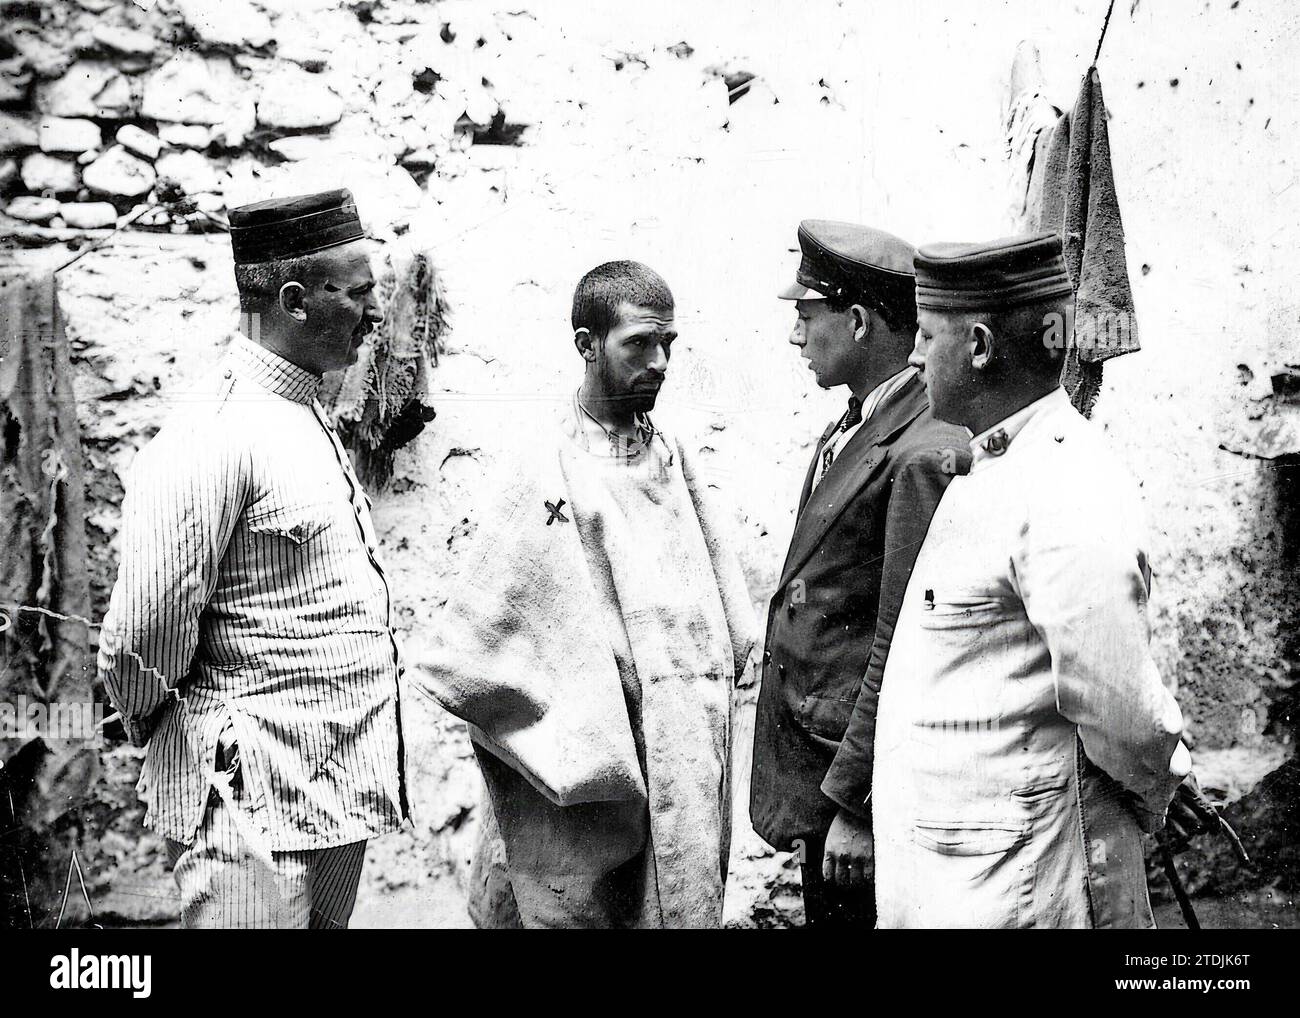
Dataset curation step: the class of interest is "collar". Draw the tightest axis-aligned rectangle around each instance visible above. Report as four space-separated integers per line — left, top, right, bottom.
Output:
969 386 1069 470
228 336 322 405
857 365 918 423
570 390 656 457
836 366 917 437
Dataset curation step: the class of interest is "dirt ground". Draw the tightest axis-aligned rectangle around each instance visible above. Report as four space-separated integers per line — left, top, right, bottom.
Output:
349 887 1300 931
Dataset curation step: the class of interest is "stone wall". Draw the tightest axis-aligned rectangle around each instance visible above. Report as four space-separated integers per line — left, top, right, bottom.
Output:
4 0 1297 926
1 0 518 235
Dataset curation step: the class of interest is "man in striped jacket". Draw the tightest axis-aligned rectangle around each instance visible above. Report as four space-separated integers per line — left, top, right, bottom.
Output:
98 189 407 929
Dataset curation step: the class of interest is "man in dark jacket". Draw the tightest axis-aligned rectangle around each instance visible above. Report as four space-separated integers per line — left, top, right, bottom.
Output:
751 221 970 927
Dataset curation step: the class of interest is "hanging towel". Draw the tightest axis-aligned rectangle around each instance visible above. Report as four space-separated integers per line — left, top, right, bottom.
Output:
1028 66 1141 366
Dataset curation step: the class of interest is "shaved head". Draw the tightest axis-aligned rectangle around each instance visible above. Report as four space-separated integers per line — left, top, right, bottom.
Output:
571 260 674 341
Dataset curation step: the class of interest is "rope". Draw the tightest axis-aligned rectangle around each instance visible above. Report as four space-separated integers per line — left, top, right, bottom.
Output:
1093 0 1119 66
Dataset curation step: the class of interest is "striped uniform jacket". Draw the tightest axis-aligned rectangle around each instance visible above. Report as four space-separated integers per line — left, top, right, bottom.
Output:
98 336 408 850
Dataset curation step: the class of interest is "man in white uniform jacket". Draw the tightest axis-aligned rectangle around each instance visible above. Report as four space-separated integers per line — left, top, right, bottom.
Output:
872 232 1190 928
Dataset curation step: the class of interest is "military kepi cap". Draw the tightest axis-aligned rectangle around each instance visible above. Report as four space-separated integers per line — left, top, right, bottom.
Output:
228 188 365 265
779 220 916 324
914 231 1073 312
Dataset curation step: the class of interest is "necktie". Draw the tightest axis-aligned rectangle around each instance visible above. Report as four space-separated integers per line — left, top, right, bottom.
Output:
821 397 864 476
841 395 863 432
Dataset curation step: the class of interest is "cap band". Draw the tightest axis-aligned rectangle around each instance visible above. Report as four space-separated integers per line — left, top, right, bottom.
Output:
228 189 365 265
915 270 1073 310
914 232 1074 312
230 203 364 264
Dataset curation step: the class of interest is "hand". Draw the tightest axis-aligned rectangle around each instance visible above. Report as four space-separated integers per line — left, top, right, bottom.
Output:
1164 772 1221 851
735 655 758 690
118 707 160 749
822 808 874 888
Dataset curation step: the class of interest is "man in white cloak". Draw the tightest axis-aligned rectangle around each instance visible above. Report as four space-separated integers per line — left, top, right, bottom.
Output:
412 261 756 928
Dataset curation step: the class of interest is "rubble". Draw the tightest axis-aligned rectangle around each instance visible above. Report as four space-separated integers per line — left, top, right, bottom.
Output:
10 27 73 81
90 25 158 58
275 30 333 71
266 135 331 161
37 116 101 154
192 191 224 215
141 53 253 127
0 51 32 105
58 200 118 229
255 67 345 129
0 0 524 234
402 147 438 169
155 149 220 196
36 60 133 119
158 123 212 149
116 124 162 161
177 0 276 51
82 145 157 198
5 194 59 222
20 151 79 193
126 202 171 227
0 112 38 154
213 101 258 149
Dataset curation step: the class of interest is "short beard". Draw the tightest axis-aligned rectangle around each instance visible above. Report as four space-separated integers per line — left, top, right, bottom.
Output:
595 348 658 415
622 389 658 414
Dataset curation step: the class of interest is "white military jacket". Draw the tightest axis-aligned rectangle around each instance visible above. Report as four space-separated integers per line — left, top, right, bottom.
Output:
872 387 1188 928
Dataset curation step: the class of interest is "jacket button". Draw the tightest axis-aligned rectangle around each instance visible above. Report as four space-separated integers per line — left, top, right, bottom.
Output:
778 664 787 678
763 649 772 663
786 603 796 618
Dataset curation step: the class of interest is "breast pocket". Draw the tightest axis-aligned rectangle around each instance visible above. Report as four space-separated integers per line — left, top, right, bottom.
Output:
245 502 333 547
238 502 341 633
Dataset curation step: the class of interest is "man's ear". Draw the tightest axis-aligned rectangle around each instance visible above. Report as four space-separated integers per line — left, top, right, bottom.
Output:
849 304 872 345
969 321 995 371
574 327 598 361
279 281 308 324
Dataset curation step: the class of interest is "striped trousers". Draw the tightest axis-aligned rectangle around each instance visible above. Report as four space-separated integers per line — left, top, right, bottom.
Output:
165 788 367 930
